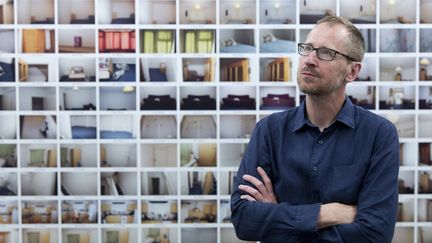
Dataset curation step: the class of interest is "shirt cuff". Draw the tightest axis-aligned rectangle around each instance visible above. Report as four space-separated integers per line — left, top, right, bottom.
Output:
294 203 321 234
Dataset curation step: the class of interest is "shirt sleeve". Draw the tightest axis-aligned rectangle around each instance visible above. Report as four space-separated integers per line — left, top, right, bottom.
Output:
230 119 321 241
320 122 400 243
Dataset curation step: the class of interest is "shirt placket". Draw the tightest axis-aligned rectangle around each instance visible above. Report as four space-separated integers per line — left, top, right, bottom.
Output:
308 132 326 202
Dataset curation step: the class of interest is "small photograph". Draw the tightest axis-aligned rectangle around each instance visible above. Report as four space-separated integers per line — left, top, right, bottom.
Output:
180 143 216 167
141 200 178 223
219 29 256 53
61 143 97 167
219 200 232 224
221 228 246 243
220 86 256 110
219 172 236 196
399 142 417 167
98 0 135 24
21 172 57 196
420 29 432 52
20 115 57 139
181 228 216 243
141 171 178 195
100 115 137 139
141 143 177 167
0 29 14 53
419 86 432 109
22 201 58 223
180 86 216 110
419 114 432 138
259 86 296 110
260 0 296 24
299 0 336 24
340 0 376 24
0 58 15 82
140 57 177 82
18 0 54 24
379 57 416 81
140 86 177 110
19 87 56 111
99 57 136 82
182 58 216 82
98 29 136 53
220 115 255 139
420 57 432 81
180 29 216 53
259 57 291 82
382 113 415 138
142 228 178 243
0 144 17 168
19 29 55 53
356 57 376 81
421 0 432 23
61 172 97 196
100 143 137 167
58 0 95 24
100 86 136 110
0 200 18 224
399 171 414 194
62 228 99 243
20 144 57 168
392 228 414 243
0 172 17 196
418 199 432 221
141 115 177 139
396 198 414 222
380 29 415 53
0 87 16 110
62 200 98 224
0 115 16 139
380 0 416 24
180 171 217 195
59 114 96 139
220 0 256 24
181 200 217 223
140 29 175 54
59 87 97 111
22 229 58 243
379 86 415 110
219 143 247 167
101 171 137 196
180 115 216 139
346 85 376 109
419 171 432 193
0 0 14 24
259 29 296 53
180 0 216 24
101 228 138 243
101 200 139 224
19 56 55 82
58 29 96 53
220 58 251 82
139 0 176 24
59 57 96 82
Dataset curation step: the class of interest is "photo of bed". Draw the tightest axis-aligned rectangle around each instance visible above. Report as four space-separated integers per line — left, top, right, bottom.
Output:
259 57 291 82
183 58 215 82
380 0 416 24
61 172 97 196
0 144 16 168
0 30 14 53
100 86 135 110
59 57 96 82
379 57 416 81
58 0 95 24
259 86 296 110
380 29 415 53
61 200 98 224
98 29 136 53
220 0 256 24
20 29 55 53
140 57 176 82
140 86 176 110
140 29 175 53
259 29 296 53
180 29 215 53
219 29 255 53
180 86 216 110
59 115 96 139
180 115 216 139
299 0 336 24
20 115 56 139
19 56 56 82
220 86 256 110
340 0 376 24
100 115 137 139
98 0 135 24
180 0 215 24
0 172 17 196
99 58 136 82
19 87 56 111
61 143 97 167
0 0 14 24
59 87 96 111
0 58 15 82
141 115 177 139
260 0 295 24
58 29 95 53
0 115 16 139
17 0 54 24
139 0 176 24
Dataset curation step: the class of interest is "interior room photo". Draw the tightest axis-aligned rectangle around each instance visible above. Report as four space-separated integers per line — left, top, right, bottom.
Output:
380 28 415 53
220 0 256 24
0 144 17 168
0 115 16 139
420 29 432 52
140 29 175 54
18 87 56 111
58 29 96 53
141 143 177 167
140 115 177 139
180 115 216 139
259 29 296 53
58 0 95 24
59 87 97 111
220 171 236 195
220 58 251 82
0 172 17 196
419 114 432 138
179 0 216 24
98 0 135 24
141 171 177 195
101 200 139 224
219 143 247 167
219 29 255 53
21 172 57 196
19 29 55 53
380 0 416 23
20 115 57 139
140 57 177 82
61 172 97 196
419 86 432 109
180 29 215 53
0 29 14 53
220 115 255 138
19 56 56 82
100 143 137 168
379 57 416 81
379 86 415 110
346 85 376 109
19 143 57 167
180 143 217 167
59 57 96 82
0 0 14 24
17 0 54 24
60 143 97 167
421 0 432 23
101 228 137 243
99 115 137 139
181 228 216 243
22 200 58 224
220 86 257 110
382 114 415 138
142 200 177 224
98 29 136 53
182 57 215 82
259 86 296 110
99 57 136 82
59 115 96 139
62 228 98 243
299 0 336 24
139 0 176 24
22 229 58 243
180 171 217 195
259 57 291 82
260 0 296 24
99 86 136 110
142 227 177 243
140 86 177 110
0 58 15 82
61 200 98 224
0 200 18 224
180 86 216 110
180 200 217 223
0 87 16 111
100 171 137 196
340 0 376 23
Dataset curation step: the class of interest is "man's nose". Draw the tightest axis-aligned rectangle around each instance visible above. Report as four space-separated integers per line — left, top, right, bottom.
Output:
303 51 319 66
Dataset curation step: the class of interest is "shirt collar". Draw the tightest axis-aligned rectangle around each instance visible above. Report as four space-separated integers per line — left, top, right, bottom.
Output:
292 96 355 132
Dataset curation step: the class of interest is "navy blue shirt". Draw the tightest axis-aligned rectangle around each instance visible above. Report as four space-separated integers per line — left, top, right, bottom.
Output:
231 97 399 243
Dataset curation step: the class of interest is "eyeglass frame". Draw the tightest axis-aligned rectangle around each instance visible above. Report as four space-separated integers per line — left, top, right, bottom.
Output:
297 43 357 62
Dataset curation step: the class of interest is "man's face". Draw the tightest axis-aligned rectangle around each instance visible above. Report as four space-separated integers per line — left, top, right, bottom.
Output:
297 23 352 96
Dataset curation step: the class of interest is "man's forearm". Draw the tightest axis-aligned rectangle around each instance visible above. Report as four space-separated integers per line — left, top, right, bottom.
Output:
318 203 357 229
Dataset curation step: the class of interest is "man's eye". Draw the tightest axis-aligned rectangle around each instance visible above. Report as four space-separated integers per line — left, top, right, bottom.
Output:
319 49 333 55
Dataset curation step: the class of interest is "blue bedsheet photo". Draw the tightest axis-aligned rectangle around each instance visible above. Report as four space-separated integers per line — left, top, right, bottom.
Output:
72 126 96 139
0 62 15 82
260 40 296 53
100 130 134 139
220 44 256 53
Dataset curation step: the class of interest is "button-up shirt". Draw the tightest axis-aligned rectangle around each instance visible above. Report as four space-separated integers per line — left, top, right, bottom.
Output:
231 97 399 243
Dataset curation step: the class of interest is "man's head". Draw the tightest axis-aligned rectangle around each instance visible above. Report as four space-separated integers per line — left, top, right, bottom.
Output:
297 16 364 96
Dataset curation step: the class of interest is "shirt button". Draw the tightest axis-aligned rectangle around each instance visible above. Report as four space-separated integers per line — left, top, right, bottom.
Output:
312 166 318 171
318 140 323 144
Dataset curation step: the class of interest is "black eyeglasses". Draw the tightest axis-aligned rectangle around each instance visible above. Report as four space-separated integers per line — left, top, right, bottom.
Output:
297 43 357 62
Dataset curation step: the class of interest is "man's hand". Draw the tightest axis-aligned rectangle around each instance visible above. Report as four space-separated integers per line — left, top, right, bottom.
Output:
238 167 278 204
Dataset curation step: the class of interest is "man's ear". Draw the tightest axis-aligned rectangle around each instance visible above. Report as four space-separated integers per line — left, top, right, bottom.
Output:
346 62 362 83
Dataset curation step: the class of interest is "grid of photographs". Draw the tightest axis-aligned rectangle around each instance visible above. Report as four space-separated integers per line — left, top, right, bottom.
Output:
1 0 432 242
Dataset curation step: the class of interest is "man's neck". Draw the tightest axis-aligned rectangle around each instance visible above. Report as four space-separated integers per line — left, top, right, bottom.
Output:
305 94 346 132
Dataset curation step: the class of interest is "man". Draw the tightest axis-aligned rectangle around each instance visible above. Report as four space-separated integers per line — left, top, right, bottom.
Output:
231 16 399 243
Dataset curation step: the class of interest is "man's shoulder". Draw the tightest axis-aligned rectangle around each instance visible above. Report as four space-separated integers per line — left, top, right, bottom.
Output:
354 105 397 133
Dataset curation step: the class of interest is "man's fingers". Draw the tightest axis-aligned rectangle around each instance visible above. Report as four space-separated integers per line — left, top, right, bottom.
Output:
240 195 257 201
238 184 264 201
257 166 275 194
242 174 267 195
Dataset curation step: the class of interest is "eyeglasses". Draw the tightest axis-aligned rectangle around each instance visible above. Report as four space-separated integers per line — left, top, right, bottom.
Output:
297 43 357 62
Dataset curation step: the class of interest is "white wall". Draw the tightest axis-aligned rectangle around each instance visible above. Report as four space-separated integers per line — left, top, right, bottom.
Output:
346 85 374 103
0 30 14 53
31 0 54 22
99 88 136 110
219 143 244 166
62 229 98 243
71 115 97 127
379 86 416 100
220 0 256 24
0 115 16 139
60 88 97 110
59 58 96 76
421 0 432 22
0 88 16 110
98 0 112 24
260 0 296 24
140 1 176 24
61 172 97 195
58 0 94 24
118 172 137 195
19 87 56 110
103 143 136 166
17 0 30 23
112 0 135 18
100 115 135 135
21 172 55 195
419 87 432 99
300 0 336 12
142 172 177 195
58 29 95 47
141 57 177 81
181 224 217 243
179 1 215 23
340 0 376 18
